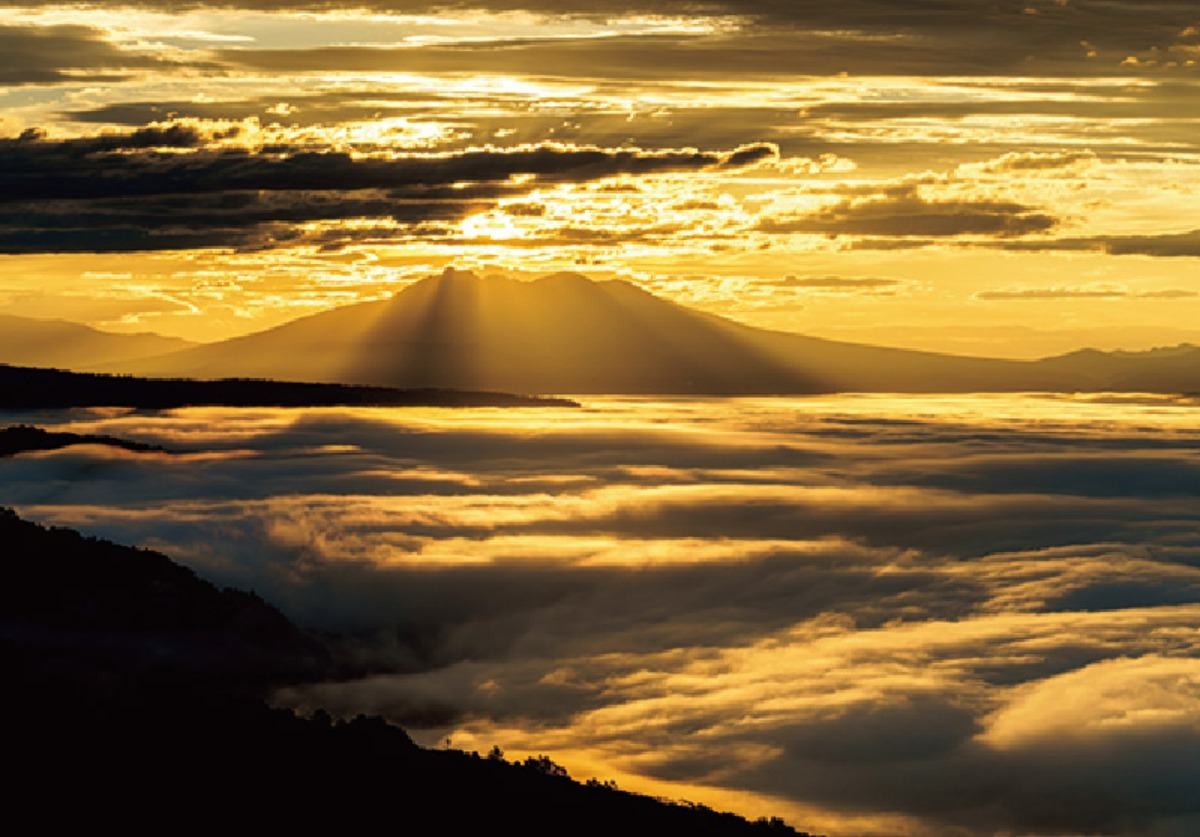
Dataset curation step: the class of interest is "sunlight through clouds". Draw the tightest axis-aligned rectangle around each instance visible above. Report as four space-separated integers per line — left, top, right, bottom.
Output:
4 2 1199 351
7 1 1200 832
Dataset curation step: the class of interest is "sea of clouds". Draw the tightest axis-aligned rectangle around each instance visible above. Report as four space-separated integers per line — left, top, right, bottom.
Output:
3 394 1199 836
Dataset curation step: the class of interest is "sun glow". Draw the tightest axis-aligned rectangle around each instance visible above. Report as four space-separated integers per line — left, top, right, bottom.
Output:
461 210 530 241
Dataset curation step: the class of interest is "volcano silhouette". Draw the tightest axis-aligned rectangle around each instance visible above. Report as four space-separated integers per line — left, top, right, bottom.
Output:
108 268 1194 395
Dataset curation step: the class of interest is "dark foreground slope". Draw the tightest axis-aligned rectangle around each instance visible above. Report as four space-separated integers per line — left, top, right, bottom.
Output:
1 509 810 836
0 507 330 710
0 363 576 409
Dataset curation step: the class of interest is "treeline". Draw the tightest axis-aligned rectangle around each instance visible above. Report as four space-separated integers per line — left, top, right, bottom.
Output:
0 424 166 457
0 363 578 408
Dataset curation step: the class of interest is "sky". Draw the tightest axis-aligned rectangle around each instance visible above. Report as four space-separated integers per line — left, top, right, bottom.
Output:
4 394 1200 835
3 0 1200 356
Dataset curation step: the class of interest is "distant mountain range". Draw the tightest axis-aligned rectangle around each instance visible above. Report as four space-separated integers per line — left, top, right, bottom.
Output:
0 314 195 368
9 270 1200 395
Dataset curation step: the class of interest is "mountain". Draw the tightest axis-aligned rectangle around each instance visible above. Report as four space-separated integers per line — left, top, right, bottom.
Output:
0 363 576 409
104 268 1200 394
1 506 812 835
0 313 196 368
1034 343 1200 393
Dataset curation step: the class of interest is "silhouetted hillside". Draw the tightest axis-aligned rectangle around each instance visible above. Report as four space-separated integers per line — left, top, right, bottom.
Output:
0 507 329 709
0 363 577 409
1 508 812 836
0 424 165 458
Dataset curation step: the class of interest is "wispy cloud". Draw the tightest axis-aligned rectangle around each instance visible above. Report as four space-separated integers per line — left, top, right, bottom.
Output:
1004 230 1200 258
977 285 1199 300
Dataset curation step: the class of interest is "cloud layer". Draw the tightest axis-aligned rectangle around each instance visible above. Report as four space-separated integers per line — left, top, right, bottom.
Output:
3 395 1199 834
0 127 775 253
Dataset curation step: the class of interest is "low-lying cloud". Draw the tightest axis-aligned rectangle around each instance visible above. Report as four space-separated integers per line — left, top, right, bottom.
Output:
2 395 1198 835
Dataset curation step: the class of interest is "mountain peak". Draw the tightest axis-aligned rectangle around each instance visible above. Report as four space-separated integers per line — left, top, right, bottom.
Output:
439 266 480 282
400 268 618 307
531 271 594 288
92 269 1200 396
427 267 597 291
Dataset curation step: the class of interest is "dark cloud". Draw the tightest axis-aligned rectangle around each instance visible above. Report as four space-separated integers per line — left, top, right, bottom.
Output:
0 129 770 200
0 127 774 253
770 276 902 292
0 24 180 86
718 143 778 169
64 93 459 129
798 95 1200 157
759 191 1058 238
1099 230 1200 258
62 99 819 170
211 29 1086 82
9 2 1200 78
1003 229 1200 258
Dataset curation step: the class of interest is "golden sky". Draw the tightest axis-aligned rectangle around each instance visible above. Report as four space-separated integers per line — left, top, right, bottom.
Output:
2 1 1199 355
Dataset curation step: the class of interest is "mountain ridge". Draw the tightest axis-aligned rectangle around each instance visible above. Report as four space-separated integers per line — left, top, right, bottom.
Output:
0 313 197 368
23 269 1200 395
